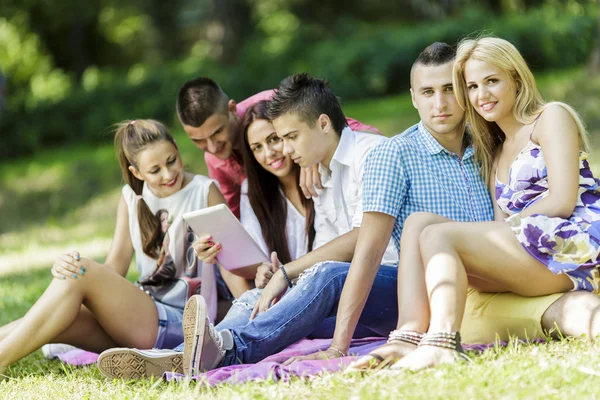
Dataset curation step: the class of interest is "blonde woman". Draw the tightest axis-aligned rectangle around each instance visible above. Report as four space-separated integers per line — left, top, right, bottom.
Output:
382 37 600 371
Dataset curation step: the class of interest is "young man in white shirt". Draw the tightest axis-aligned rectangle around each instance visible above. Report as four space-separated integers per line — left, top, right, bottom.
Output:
177 73 400 375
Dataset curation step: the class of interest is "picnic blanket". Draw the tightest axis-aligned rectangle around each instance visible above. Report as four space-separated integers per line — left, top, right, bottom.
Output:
56 337 502 386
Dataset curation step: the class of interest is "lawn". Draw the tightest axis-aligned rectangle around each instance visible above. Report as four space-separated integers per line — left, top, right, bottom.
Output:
1 67 600 398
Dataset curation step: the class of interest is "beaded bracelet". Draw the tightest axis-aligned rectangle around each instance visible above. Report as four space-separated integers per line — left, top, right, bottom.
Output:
280 265 293 288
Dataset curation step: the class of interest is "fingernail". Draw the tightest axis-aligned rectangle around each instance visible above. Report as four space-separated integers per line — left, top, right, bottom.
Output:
71 273 77 279
81 267 86 272
208 241 214 246
79 269 85 275
216 244 221 250
61 276 66 280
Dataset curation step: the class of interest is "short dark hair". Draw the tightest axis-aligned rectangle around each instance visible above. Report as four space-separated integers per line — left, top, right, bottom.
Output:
410 42 456 87
176 77 229 127
266 73 348 134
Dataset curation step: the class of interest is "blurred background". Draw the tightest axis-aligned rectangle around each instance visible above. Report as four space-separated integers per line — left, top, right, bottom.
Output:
0 0 599 276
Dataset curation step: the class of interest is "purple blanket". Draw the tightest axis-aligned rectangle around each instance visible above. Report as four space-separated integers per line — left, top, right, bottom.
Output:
165 337 499 386
58 337 505 385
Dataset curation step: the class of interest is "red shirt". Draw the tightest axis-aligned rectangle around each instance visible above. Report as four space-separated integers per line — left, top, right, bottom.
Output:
204 89 380 218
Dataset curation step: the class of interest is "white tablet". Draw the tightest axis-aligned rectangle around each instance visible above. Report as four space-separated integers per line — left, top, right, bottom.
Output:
182 204 269 270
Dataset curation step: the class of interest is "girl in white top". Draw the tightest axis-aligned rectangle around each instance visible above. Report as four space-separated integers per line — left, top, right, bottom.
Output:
194 100 315 287
0 119 247 378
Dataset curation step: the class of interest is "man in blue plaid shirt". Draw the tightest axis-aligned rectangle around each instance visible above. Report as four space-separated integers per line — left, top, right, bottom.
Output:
288 42 600 367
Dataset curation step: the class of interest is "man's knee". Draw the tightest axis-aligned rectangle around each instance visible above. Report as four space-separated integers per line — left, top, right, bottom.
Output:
296 261 349 287
542 291 600 339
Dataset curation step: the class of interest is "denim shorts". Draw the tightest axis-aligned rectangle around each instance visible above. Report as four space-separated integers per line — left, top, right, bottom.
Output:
153 301 184 349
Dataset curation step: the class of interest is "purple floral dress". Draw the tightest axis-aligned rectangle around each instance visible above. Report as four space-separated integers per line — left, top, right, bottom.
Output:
496 140 600 293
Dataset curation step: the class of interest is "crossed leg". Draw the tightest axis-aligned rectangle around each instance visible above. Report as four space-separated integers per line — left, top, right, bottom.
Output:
0 258 161 368
392 216 573 370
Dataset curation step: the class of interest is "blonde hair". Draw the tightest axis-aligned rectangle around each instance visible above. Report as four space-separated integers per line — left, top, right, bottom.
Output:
114 119 178 258
452 36 589 185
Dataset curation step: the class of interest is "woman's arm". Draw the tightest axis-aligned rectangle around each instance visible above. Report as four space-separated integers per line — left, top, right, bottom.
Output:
103 195 135 277
519 104 580 219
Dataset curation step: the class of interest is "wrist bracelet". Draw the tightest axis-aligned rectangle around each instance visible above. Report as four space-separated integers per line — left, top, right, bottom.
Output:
280 265 293 288
328 346 348 357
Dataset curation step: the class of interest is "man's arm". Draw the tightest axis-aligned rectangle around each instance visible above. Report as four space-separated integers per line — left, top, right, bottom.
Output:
250 228 360 318
280 227 359 280
330 212 395 352
282 212 395 362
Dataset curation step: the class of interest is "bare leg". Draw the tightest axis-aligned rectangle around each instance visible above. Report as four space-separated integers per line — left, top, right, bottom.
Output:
542 291 600 339
0 320 21 343
0 258 160 367
0 306 117 353
347 212 451 371
395 220 573 370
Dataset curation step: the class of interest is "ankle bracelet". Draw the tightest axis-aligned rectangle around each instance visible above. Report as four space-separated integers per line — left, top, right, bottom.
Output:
328 346 348 357
388 330 425 346
419 331 466 354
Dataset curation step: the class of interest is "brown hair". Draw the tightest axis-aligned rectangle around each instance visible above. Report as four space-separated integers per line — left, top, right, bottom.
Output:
114 119 178 259
240 101 315 263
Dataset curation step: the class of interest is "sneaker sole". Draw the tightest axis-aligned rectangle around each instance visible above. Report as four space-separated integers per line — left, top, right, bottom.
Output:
182 295 207 376
97 348 183 379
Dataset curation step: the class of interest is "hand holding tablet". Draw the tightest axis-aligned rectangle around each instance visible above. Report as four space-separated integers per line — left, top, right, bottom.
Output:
183 204 269 270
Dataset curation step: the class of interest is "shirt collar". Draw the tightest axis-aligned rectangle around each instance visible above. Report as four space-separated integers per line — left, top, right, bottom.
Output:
416 122 474 160
330 127 355 167
318 127 354 180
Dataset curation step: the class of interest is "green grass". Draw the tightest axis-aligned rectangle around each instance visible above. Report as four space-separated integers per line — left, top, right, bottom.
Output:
2 67 600 398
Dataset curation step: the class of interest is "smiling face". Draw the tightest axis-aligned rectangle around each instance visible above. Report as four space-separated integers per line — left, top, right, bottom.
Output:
182 112 235 160
129 141 184 198
464 58 518 125
272 112 333 168
246 118 294 178
411 61 465 138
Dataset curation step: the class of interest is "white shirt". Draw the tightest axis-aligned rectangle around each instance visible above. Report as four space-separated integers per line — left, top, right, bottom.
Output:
312 127 398 264
123 174 214 279
240 179 309 261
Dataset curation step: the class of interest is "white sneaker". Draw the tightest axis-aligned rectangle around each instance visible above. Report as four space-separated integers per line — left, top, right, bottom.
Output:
97 348 183 379
41 343 78 359
182 295 226 376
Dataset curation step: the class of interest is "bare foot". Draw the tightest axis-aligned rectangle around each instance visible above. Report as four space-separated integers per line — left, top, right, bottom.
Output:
390 345 462 371
344 341 417 373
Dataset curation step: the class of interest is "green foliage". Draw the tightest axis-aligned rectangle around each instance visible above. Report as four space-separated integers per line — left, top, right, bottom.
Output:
0 3 597 159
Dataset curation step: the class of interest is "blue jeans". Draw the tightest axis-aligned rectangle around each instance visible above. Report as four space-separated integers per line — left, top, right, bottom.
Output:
217 261 398 366
173 262 398 363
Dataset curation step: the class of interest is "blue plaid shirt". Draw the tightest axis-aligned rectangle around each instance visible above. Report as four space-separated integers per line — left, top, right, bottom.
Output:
362 122 494 252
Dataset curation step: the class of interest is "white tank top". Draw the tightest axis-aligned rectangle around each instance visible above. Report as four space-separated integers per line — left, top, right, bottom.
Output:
122 174 214 280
